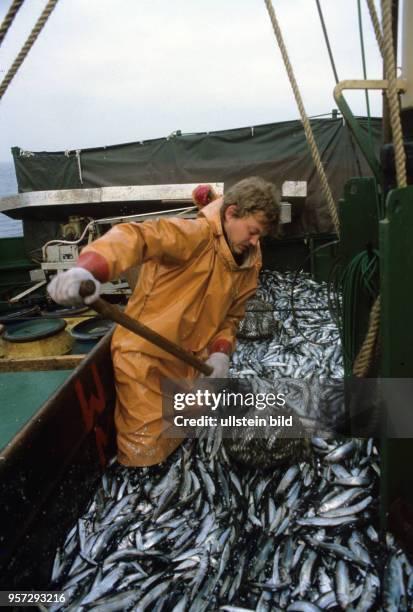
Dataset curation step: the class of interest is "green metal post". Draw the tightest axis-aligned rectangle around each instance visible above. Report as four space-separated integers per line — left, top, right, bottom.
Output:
379 185 413 541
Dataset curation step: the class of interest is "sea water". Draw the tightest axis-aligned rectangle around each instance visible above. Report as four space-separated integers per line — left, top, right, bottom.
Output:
0 162 22 238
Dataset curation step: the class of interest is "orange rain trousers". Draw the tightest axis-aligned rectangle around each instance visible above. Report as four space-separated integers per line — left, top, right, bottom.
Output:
112 348 197 466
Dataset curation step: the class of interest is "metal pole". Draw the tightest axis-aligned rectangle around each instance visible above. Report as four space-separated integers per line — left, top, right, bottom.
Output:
382 0 399 144
401 0 413 110
400 0 413 138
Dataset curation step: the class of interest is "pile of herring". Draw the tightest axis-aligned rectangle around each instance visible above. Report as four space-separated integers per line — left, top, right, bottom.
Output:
50 271 413 611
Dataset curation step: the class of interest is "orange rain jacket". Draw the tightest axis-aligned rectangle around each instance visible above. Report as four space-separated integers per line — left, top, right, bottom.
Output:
78 199 261 465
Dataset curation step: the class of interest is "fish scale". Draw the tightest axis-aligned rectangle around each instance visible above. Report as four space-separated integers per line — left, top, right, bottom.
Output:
49 271 413 611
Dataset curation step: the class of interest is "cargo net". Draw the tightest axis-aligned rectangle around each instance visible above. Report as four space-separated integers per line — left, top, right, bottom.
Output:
232 269 343 379
50 271 412 610
226 270 346 467
236 296 277 340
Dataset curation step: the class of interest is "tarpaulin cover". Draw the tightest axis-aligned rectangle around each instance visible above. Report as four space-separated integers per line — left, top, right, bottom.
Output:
12 117 382 234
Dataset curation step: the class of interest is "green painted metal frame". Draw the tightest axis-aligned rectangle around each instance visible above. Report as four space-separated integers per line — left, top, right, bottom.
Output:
380 186 413 377
308 234 338 283
379 186 413 545
338 177 380 373
335 93 382 184
339 177 380 267
337 181 413 549
334 79 407 186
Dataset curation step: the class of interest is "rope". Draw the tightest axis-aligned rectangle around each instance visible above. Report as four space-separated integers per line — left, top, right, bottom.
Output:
0 0 25 46
381 0 407 188
0 0 59 101
353 295 381 376
264 0 340 237
366 0 384 57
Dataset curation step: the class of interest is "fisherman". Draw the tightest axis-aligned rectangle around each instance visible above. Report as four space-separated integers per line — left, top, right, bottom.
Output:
47 176 281 467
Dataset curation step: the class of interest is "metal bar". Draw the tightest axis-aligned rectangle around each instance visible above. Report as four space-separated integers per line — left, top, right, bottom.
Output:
314 0 339 84
333 79 407 183
401 0 413 109
0 183 225 213
9 280 47 303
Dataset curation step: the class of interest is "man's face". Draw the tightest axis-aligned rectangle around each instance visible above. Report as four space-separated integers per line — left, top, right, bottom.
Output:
223 205 267 255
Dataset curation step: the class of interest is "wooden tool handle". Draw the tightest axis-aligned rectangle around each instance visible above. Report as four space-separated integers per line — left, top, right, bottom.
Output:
79 280 213 376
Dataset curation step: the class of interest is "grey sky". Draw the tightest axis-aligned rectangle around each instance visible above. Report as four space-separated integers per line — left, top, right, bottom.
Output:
0 0 387 162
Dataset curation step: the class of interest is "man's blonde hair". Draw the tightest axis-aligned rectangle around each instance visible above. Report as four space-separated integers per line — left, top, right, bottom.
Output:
222 176 281 237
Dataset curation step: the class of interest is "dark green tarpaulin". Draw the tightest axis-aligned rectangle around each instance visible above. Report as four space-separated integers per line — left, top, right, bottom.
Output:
12 117 381 234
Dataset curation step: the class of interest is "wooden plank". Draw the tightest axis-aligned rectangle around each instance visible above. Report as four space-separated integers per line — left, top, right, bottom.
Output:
0 355 85 372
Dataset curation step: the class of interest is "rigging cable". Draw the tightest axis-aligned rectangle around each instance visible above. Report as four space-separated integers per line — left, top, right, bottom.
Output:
0 0 59 101
314 0 364 178
314 0 339 85
357 0 374 145
0 0 25 47
316 0 362 176
358 0 384 221
264 0 340 237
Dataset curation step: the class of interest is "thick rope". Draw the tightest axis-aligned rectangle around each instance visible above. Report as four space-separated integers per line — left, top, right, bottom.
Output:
353 295 381 376
353 0 407 377
0 0 59 101
264 0 340 237
381 0 407 187
0 0 25 46
366 0 384 57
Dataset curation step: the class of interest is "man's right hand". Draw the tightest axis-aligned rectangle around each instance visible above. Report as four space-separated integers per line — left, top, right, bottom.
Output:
47 267 101 306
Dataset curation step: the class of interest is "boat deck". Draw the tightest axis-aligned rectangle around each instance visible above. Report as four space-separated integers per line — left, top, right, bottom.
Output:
0 369 73 450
